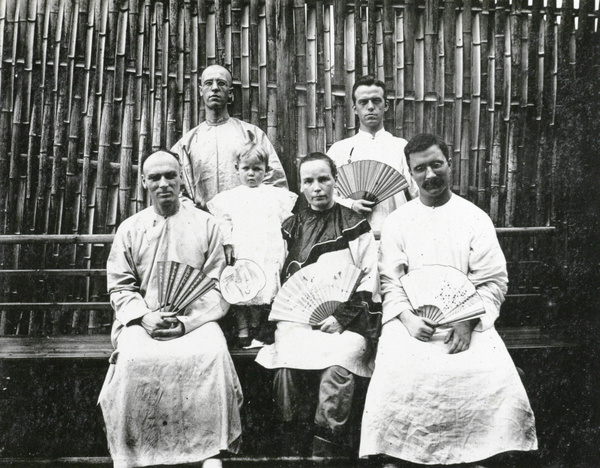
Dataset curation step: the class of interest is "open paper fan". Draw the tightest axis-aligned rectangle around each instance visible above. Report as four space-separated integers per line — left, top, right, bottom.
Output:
336 160 409 204
220 259 267 304
269 263 364 326
400 265 485 326
157 260 217 315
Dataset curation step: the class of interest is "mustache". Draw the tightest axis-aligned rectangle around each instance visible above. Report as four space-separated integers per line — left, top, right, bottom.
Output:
422 177 444 190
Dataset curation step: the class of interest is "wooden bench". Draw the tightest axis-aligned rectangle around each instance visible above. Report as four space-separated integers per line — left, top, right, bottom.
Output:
0 228 579 465
0 227 577 355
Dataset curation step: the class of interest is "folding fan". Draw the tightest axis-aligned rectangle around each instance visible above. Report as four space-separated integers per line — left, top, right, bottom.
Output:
400 265 485 326
220 259 267 305
269 263 364 326
156 260 217 315
336 160 409 204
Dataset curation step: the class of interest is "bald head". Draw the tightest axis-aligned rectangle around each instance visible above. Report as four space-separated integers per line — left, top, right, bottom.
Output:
201 65 233 86
141 151 182 217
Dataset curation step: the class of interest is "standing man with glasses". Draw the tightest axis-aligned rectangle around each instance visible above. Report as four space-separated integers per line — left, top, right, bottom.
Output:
171 65 288 210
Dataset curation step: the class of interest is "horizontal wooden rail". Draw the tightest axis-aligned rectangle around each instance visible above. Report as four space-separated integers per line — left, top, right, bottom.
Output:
0 226 557 247
0 327 577 360
0 303 112 310
1 269 107 277
0 235 114 245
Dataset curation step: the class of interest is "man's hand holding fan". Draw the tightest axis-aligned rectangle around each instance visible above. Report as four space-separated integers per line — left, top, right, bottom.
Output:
399 265 485 352
149 260 217 339
336 160 409 215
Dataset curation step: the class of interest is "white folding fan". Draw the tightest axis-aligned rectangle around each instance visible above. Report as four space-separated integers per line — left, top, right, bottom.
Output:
269 263 364 326
156 260 217 315
336 160 409 204
400 265 485 326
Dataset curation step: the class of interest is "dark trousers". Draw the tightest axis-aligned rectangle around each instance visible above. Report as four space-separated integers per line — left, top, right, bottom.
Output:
273 365 355 433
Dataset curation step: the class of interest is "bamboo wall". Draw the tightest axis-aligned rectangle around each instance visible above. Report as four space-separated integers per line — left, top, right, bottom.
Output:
0 0 598 335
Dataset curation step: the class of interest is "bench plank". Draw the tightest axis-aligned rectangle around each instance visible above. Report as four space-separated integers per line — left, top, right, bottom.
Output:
0 327 576 360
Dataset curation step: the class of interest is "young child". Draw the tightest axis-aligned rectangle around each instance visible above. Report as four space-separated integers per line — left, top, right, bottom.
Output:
208 137 297 347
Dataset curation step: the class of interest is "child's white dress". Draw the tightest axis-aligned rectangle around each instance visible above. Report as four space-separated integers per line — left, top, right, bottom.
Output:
208 184 297 305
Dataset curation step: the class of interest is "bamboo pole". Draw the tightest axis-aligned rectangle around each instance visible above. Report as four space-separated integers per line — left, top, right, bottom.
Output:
23 0 37 125
95 76 114 234
64 86 82 236
307 4 317 153
214 0 225 65
258 4 267 130
532 1 545 226
0 0 6 115
323 4 333 148
277 0 297 189
382 0 394 131
179 1 191 135
33 90 54 233
332 0 346 143
249 0 259 127
414 13 424 134
315 1 325 151
402 0 416 140
394 9 404 136
422 0 438 134
294 0 307 159
354 0 362 78
503 4 514 226
229 0 241 120
119 77 134 222
241 4 250 121
471 11 483 206
435 10 445 137
476 0 490 208
454 10 464 194
189 0 199 128
166 0 178 149
344 6 355 137
80 70 96 230
442 0 455 146
375 7 384 81
367 0 375 74
265 0 277 145
25 95 41 229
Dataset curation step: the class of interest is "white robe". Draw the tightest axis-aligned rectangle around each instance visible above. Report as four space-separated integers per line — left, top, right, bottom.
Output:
99 200 243 468
327 129 418 234
171 118 288 209
255 204 381 378
207 185 297 305
360 194 538 464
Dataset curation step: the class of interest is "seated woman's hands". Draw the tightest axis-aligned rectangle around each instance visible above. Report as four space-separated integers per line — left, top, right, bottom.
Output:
140 311 185 341
399 310 436 342
319 315 344 334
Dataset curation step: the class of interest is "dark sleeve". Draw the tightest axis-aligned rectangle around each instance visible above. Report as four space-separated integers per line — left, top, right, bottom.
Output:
333 290 382 346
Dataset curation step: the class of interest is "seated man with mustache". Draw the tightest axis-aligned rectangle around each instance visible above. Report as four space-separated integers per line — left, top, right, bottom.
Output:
360 134 538 466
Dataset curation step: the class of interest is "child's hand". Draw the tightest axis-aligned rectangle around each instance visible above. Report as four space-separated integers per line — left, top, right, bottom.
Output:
224 244 235 266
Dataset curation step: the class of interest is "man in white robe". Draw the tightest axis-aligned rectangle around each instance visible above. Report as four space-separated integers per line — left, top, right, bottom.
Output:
360 134 537 465
171 65 288 210
99 150 243 468
327 75 418 234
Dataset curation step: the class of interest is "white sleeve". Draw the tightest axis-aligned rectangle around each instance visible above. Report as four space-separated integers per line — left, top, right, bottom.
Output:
378 216 414 324
469 216 509 331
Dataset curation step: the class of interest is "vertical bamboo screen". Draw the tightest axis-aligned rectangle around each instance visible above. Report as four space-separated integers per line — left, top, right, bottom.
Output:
0 0 598 335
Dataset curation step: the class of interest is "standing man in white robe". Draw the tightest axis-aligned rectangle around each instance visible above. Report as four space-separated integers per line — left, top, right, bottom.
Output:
360 134 537 465
99 150 243 468
327 75 418 235
171 65 288 210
